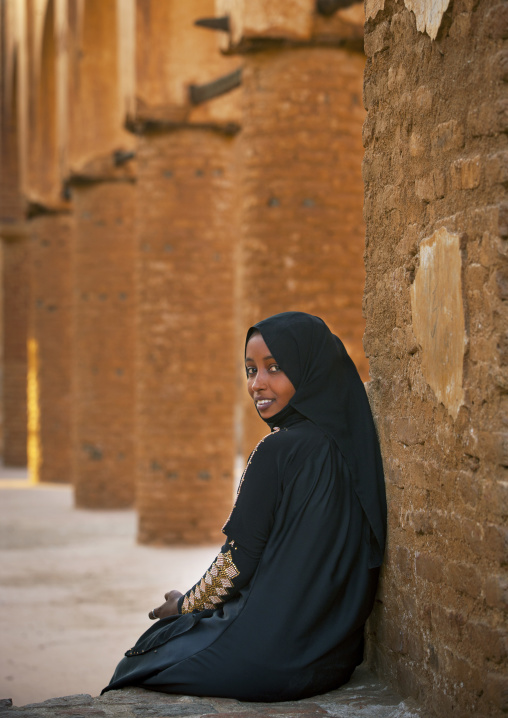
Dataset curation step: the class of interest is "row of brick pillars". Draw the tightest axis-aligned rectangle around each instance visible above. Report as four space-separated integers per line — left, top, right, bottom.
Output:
1 0 367 546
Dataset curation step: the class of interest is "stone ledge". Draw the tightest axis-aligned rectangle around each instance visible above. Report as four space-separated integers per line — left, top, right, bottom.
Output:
0 665 432 718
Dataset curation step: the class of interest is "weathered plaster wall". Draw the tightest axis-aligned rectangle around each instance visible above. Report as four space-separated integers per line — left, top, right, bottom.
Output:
363 0 508 714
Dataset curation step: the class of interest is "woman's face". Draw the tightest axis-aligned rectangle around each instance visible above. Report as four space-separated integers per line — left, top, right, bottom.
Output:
245 332 296 419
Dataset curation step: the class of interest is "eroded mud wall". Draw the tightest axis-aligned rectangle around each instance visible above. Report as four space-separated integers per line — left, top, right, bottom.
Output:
363 0 508 714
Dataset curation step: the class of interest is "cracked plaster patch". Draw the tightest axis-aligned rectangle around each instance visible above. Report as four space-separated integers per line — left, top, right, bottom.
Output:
410 227 465 419
365 0 451 40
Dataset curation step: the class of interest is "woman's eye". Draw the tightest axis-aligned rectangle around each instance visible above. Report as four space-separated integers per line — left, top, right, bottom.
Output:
245 366 256 377
269 364 280 373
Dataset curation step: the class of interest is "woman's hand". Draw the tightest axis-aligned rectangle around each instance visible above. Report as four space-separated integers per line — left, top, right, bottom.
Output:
148 590 183 620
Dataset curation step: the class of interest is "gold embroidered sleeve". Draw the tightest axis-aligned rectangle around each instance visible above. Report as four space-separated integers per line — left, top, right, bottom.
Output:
180 548 240 614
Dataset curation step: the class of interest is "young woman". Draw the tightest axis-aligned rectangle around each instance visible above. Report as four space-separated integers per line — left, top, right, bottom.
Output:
103 311 386 701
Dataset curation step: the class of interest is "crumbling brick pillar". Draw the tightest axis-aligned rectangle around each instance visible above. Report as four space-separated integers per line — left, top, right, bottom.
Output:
71 181 136 508
28 213 74 483
135 128 238 544
362 0 508 715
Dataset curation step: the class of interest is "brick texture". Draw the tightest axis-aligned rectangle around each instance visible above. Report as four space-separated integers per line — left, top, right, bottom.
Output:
72 182 136 508
135 129 238 545
29 214 74 483
2 236 29 466
239 46 367 454
1 5 28 466
363 1 508 715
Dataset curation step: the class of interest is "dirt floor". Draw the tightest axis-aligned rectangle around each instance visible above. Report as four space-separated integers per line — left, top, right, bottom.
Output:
0 469 220 706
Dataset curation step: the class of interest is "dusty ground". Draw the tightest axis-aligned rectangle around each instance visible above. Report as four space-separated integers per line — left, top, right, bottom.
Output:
0 469 220 706
0 469 432 717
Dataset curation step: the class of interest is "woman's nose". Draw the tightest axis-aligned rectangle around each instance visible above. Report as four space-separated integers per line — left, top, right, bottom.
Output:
252 369 267 389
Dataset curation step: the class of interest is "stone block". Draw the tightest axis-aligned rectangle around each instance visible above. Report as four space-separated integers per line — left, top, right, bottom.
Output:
484 3 508 40
431 120 465 153
484 671 508 712
442 650 484 694
499 202 508 239
364 22 391 58
445 561 482 598
456 470 482 508
409 132 426 158
450 156 482 191
485 150 508 186
415 170 445 202
465 619 508 663
415 551 443 584
461 518 484 556
449 11 471 40
414 85 433 113
484 523 508 564
484 573 508 610
483 478 508 517
494 49 508 82
468 100 508 137
430 603 466 642
496 268 508 300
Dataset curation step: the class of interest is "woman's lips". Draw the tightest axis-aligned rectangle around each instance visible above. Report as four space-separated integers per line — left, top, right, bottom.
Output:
256 398 274 411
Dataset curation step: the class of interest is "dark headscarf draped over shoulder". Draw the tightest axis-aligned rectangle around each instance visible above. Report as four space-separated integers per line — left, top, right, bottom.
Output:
246 311 386 568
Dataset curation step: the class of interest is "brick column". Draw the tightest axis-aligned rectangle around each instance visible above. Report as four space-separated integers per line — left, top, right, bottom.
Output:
0 4 28 467
2 231 29 466
72 180 136 508
28 213 74 483
239 46 367 452
136 128 238 544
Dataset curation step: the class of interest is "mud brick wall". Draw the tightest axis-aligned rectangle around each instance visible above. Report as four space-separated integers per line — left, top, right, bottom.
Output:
239 46 367 453
72 182 136 508
363 0 508 715
136 128 238 545
28 214 73 483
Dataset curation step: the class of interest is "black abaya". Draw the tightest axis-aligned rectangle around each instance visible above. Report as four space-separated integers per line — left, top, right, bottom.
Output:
103 312 386 701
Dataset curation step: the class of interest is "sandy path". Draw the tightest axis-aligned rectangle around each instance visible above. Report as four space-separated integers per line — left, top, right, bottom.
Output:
0 475 220 706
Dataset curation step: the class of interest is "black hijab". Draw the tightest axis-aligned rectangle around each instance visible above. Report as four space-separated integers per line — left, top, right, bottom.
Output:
246 311 386 568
